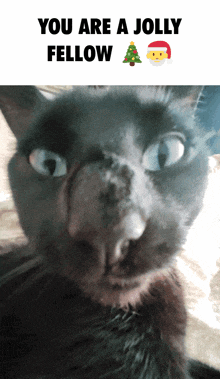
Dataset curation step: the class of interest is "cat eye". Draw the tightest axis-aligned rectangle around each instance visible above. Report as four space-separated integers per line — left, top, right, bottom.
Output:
29 149 67 177
142 135 185 171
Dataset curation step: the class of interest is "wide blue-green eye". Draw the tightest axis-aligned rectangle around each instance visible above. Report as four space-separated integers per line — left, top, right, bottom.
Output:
29 149 67 177
142 136 185 171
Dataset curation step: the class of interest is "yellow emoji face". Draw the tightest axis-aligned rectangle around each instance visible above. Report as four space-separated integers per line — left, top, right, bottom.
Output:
147 50 168 62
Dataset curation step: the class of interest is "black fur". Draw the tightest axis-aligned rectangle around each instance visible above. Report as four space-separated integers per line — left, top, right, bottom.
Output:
0 86 219 379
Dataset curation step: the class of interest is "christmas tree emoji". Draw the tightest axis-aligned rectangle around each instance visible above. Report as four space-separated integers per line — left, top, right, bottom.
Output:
123 41 142 66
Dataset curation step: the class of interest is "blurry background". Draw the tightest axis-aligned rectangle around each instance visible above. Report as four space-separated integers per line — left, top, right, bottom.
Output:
197 86 220 154
0 86 220 369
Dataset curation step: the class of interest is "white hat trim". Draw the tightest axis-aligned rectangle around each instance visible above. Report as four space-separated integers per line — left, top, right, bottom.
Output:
147 47 167 51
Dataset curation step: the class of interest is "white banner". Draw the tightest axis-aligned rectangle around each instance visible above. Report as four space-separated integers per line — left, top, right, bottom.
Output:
0 0 219 84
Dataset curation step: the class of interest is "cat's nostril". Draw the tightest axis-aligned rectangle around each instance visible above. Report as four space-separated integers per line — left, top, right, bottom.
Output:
75 240 94 254
107 237 141 268
87 149 106 163
120 239 130 256
121 239 138 255
128 239 138 250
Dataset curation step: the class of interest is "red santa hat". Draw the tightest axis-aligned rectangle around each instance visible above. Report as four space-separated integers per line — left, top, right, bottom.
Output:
147 41 171 60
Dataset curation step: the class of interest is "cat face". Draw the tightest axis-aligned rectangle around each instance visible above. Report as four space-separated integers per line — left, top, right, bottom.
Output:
2 86 209 308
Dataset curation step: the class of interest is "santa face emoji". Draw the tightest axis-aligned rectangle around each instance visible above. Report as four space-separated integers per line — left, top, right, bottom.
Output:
147 50 168 65
146 41 172 67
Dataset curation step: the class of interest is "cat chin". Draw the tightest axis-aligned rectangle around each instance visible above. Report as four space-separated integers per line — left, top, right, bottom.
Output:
98 285 147 309
75 270 169 310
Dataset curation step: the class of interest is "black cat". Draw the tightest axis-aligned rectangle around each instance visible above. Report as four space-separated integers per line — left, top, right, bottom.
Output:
0 86 219 379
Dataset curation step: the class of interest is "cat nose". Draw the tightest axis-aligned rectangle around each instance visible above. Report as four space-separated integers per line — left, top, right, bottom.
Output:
105 211 145 267
67 159 147 267
69 210 146 268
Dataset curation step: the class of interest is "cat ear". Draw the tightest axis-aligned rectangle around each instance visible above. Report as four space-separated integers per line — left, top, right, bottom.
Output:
167 86 203 111
0 86 47 139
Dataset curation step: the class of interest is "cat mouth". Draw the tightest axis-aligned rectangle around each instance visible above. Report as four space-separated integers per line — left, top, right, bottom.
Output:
105 274 140 290
58 231 175 308
94 272 154 309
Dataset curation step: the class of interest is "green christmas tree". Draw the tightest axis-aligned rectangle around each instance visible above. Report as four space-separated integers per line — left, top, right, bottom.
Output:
123 41 142 66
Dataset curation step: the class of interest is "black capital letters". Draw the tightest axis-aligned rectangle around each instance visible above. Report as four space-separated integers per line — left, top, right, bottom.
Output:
79 19 90 34
117 19 128 34
171 18 182 34
84 45 96 61
143 19 154 34
103 19 111 34
38 18 49 34
48 46 56 61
